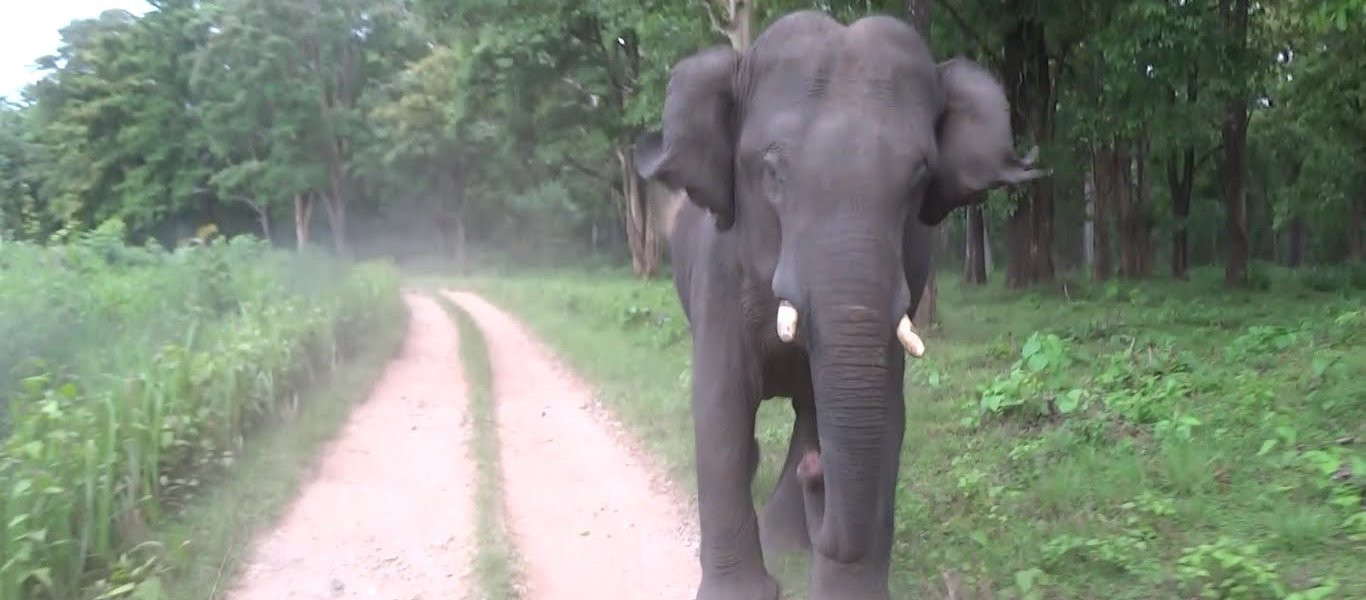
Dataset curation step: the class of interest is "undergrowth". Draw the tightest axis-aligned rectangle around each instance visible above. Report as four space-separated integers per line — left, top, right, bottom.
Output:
460 263 1364 600
0 220 404 599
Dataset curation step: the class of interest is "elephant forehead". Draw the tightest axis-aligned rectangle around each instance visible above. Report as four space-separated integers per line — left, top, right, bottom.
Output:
745 15 936 98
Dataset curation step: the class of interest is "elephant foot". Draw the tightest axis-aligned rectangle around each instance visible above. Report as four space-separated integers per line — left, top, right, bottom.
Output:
695 573 780 600
808 551 892 600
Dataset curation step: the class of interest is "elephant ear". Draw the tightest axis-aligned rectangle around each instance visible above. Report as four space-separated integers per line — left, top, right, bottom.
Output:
633 46 741 230
918 57 1048 226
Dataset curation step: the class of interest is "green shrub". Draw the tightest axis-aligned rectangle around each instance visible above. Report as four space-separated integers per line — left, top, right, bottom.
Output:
0 229 402 599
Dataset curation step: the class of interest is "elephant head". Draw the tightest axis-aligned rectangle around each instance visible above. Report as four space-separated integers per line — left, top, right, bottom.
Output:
634 11 1045 598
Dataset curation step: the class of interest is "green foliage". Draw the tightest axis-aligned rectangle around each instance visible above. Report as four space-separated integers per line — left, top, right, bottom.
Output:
1175 538 1293 599
0 230 402 599
970 332 1084 424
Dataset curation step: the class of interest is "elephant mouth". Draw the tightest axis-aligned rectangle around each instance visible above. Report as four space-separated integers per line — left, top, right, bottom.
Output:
774 299 926 357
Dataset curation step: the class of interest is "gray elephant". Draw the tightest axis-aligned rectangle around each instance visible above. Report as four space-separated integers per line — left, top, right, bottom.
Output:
633 10 1046 600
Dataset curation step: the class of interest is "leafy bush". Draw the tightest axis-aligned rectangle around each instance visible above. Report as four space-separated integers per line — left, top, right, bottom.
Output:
0 227 403 599
968 332 1085 425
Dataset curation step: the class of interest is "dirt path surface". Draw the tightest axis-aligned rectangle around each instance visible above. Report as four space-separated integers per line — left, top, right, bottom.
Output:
446 290 701 600
226 292 477 600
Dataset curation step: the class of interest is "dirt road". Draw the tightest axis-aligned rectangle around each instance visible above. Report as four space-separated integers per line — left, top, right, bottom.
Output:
225 289 699 599
226 292 478 599
446 290 700 600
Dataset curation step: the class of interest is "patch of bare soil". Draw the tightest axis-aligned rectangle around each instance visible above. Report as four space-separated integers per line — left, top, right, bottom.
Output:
445 290 701 600
225 292 478 600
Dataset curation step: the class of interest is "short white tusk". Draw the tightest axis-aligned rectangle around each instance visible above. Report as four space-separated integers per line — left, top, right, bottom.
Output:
776 301 799 342
897 315 926 357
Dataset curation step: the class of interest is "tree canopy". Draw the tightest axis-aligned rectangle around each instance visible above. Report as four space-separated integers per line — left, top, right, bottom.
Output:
1 0 1361 283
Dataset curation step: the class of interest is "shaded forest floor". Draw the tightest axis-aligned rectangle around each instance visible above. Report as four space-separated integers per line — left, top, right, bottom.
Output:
460 264 1365 599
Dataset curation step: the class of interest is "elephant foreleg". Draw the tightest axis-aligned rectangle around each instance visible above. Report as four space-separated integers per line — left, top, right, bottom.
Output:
759 391 818 558
691 332 779 600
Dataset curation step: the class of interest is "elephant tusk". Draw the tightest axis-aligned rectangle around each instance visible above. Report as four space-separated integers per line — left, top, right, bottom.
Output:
897 315 926 357
776 301 798 342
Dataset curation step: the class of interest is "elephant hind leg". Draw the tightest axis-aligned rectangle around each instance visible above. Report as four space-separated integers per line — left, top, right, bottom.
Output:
759 393 818 558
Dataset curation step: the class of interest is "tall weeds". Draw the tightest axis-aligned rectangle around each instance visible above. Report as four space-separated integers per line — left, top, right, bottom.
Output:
0 221 403 599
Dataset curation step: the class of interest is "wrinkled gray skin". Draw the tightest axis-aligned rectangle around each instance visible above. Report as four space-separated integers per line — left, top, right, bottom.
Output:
633 11 1046 600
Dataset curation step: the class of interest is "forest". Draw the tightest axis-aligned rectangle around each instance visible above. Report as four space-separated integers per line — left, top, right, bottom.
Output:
0 1 1364 599
1 0 1361 289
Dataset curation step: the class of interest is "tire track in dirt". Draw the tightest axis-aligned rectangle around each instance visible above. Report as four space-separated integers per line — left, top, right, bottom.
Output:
445 290 701 600
225 291 478 600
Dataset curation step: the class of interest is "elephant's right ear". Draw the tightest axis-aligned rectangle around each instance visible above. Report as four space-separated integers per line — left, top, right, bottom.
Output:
919 57 1048 226
633 46 741 230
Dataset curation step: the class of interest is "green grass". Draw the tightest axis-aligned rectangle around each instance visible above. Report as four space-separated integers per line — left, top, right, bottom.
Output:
148 311 407 599
452 263 1364 600
434 292 525 600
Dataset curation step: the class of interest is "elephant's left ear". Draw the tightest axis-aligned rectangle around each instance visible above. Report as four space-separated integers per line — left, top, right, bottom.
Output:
633 46 741 230
919 57 1048 226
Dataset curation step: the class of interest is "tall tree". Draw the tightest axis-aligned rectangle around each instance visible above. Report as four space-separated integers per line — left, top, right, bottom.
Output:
26 5 216 240
364 42 478 269
1220 0 1252 285
0 103 50 239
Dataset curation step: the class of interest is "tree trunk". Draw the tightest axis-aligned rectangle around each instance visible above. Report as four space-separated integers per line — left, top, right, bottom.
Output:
1351 199 1365 262
1167 145 1196 279
1030 119 1056 283
1168 65 1199 279
616 147 658 278
324 165 350 257
1091 146 1113 281
1001 12 1054 288
433 169 469 271
707 0 754 50
453 201 468 273
1027 22 1055 284
964 206 988 284
1135 131 1153 277
1220 0 1250 286
1114 141 1138 278
293 191 314 252
1287 215 1305 268
983 214 994 274
1002 16 1030 289
1005 199 1031 288
1083 162 1095 274
322 192 347 258
256 204 272 242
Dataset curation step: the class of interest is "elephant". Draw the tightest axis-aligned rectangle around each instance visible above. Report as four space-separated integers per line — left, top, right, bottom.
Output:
632 10 1047 600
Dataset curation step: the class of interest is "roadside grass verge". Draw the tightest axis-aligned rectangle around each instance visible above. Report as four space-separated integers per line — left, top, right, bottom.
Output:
150 310 407 599
434 292 524 600
456 264 1364 600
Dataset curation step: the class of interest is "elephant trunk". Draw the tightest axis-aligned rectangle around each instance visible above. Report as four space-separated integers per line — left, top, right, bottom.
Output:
799 246 908 567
